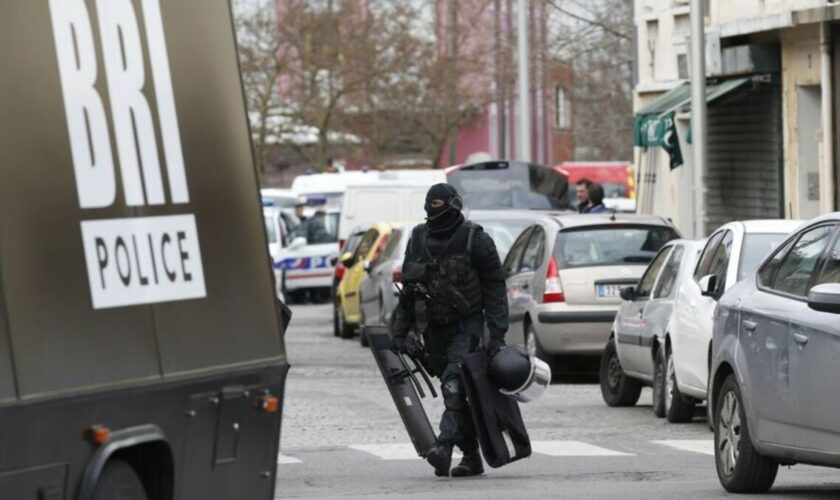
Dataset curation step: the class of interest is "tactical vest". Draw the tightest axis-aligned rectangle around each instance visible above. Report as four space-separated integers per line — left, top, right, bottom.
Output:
408 222 483 325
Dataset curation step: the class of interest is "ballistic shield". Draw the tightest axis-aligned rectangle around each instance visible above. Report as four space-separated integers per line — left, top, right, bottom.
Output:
460 350 531 468
366 326 438 457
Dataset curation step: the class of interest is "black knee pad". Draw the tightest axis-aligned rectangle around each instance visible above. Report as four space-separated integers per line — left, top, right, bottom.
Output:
442 379 466 410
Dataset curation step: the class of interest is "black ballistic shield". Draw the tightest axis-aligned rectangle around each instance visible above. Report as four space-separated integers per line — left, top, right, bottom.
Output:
366 327 438 457
460 350 531 468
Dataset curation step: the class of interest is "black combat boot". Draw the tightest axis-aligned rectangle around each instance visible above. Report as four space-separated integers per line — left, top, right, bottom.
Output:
426 443 453 477
450 449 483 477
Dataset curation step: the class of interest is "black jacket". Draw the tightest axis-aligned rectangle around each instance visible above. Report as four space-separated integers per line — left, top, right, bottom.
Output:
394 220 508 342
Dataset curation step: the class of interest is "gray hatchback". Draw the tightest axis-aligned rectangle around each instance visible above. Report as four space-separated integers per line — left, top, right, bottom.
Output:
710 214 840 493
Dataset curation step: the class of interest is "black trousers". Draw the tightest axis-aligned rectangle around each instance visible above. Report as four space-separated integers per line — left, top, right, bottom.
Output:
426 314 482 453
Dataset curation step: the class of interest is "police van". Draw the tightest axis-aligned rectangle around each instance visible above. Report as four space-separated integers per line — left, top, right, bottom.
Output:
0 1 288 499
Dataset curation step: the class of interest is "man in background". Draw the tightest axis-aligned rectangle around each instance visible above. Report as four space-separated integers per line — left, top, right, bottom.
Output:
575 178 593 213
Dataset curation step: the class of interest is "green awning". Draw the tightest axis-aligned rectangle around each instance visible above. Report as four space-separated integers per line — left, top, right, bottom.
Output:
633 78 752 168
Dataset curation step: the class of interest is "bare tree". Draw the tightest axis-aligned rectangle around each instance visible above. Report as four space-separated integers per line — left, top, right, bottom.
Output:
233 0 290 180
548 0 634 160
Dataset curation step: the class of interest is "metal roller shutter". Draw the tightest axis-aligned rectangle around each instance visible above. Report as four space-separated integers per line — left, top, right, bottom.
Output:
704 79 783 233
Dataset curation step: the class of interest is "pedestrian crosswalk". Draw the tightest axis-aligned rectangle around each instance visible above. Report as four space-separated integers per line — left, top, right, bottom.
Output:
278 439 714 465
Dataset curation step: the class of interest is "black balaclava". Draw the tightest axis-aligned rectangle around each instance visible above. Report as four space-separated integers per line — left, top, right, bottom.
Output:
424 183 464 236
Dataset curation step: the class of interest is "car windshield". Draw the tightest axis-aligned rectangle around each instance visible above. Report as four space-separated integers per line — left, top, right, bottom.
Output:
739 233 788 280
475 219 532 260
448 163 571 209
553 224 679 269
291 212 339 244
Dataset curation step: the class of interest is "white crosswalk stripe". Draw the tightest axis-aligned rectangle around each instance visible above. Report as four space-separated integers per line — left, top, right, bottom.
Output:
277 453 302 464
531 440 633 457
652 440 714 456
349 443 461 461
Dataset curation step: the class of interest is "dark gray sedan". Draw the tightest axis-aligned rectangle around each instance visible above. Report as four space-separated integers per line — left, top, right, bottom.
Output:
710 214 840 493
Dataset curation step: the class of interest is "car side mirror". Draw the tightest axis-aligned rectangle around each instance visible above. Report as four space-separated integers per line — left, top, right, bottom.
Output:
620 286 636 301
289 236 306 250
699 274 718 298
807 283 840 314
339 252 354 267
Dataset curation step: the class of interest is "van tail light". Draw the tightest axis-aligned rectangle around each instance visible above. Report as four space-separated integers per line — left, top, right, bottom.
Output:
543 256 565 303
392 266 403 283
335 264 346 280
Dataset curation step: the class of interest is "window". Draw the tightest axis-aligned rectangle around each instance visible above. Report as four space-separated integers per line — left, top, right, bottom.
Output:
504 227 533 275
476 219 531 261
653 245 685 298
693 231 724 281
291 212 339 245
758 239 794 288
354 229 380 262
377 229 404 265
771 226 833 296
738 233 788 281
677 53 689 80
553 225 679 269
555 86 570 129
264 216 278 244
520 228 545 272
636 247 672 298
816 230 840 284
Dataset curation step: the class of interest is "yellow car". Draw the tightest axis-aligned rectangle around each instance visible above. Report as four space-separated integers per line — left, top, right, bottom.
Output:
335 222 396 338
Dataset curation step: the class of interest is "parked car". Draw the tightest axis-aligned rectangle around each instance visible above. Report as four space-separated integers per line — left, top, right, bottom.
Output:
503 213 680 371
358 223 417 345
600 239 703 413
446 160 572 210
278 208 340 303
665 220 801 423
709 214 840 493
560 161 636 212
331 228 367 335
335 223 397 338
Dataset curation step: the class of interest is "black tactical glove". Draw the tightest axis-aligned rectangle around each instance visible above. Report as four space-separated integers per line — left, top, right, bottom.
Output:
392 335 408 354
487 337 506 357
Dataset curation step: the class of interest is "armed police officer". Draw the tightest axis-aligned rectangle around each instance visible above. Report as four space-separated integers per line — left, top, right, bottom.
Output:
392 183 509 477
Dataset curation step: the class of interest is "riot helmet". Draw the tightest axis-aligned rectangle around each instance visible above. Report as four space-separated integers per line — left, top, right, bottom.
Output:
488 345 551 403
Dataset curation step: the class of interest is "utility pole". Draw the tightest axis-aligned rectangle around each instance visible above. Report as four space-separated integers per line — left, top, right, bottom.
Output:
690 0 707 238
516 0 531 162
447 0 459 166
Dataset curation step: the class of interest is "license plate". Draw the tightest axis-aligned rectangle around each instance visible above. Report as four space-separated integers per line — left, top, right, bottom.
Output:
596 284 623 298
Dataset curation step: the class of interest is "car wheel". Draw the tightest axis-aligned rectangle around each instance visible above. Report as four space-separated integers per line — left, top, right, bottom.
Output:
338 305 354 339
359 303 369 347
333 302 341 337
92 460 148 500
665 347 696 423
715 375 778 493
652 344 666 418
599 336 642 407
526 323 555 376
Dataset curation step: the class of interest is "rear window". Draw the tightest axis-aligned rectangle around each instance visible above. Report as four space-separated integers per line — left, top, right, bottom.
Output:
475 219 532 260
553 225 679 269
291 212 339 244
448 162 571 209
739 233 788 281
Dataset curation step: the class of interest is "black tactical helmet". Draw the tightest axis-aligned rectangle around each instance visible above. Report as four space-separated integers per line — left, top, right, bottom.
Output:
488 345 532 391
488 345 551 403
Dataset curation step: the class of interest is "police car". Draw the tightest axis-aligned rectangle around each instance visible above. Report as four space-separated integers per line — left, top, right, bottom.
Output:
276 206 341 302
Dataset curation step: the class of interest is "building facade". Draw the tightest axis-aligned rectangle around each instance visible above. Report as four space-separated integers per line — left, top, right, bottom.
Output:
634 0 839 235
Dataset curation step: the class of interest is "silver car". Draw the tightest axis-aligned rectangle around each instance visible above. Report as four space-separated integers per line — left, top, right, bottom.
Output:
600 239 702 414
504 213 680 370
710 214 840 493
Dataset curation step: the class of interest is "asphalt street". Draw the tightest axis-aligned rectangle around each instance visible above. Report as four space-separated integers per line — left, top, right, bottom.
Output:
275 304 840 499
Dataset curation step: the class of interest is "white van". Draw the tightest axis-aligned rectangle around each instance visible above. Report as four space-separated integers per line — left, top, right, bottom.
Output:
339 177 445 241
